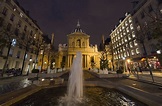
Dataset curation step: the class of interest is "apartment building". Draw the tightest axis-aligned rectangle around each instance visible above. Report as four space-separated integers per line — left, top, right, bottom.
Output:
131 0 162 69
110 13 140 70
0 0 43 74
110 0 162 71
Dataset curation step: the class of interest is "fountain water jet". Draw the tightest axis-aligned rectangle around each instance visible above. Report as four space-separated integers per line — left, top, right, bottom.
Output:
67 51 83 99
59 51 83 106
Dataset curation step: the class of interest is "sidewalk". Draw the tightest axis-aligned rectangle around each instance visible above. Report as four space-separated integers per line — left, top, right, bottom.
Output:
127 71 162 86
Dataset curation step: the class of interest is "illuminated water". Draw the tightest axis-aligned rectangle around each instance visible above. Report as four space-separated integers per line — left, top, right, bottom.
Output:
13 86 147 106
0 78 31 95
68 51 83 98
59 52 83 106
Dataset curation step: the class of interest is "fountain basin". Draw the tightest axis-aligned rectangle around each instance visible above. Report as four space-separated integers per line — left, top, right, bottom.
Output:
9 86 147 106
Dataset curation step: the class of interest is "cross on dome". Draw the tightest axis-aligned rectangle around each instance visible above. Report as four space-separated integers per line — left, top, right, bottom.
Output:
74 20 84 33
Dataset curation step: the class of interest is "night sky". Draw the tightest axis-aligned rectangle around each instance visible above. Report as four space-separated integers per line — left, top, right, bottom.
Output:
17 0 133 47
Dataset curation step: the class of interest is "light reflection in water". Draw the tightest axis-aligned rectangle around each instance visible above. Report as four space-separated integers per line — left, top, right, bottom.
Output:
13 87 147 106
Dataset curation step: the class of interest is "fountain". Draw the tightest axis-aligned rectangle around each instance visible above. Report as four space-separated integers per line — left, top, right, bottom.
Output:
10 53 147 106
59 51 83 106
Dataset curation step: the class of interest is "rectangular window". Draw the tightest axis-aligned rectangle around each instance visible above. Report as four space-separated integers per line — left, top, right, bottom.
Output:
9 48 13 57
30 30 33 36
20 13 23 17
15 28 19 36
24 25 27 32
148 5 153 12
21 33 25 40
0 17 4 27
2 7 8 16
16 51 21 58
10 14 15 21
7 23 12 31
140 12 145 19
17 20 22 27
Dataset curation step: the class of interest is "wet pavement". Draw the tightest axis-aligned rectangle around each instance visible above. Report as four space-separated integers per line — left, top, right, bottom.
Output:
0 70 162 105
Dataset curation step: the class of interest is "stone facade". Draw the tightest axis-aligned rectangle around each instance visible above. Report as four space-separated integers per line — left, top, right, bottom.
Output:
0 0 43 74
54 21 100 70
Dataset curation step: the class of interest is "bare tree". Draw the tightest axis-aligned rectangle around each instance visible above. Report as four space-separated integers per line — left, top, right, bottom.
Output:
134 3 162 82
0 25 15 76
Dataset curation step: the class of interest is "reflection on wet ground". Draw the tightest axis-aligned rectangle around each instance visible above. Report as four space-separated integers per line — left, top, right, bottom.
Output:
0 78 32 95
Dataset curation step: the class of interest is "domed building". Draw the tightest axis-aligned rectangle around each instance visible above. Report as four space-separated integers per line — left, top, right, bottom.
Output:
53 21 100 70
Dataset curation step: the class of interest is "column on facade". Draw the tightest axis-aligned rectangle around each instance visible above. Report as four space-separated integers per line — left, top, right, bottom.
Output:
85 55 86 68
67 55 69 68
68 55 71 68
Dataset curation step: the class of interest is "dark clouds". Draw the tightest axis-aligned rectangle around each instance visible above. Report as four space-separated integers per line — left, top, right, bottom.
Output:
17 0 132 47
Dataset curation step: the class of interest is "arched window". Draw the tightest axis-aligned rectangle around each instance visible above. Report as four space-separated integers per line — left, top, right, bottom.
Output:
72 42 75 47
82 42 85 47
77 39 81 47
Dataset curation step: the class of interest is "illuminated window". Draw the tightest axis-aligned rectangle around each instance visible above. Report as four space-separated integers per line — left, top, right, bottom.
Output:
127 27 129 32
128 17 132 23
132 31 135 37
123 47 125 51
120 48 122 52
129 42 133 48
125 21 128 26
34 34 37 39
136 48 140 54
122 25 125 29
134 39 138 46
127 51 130 56
11 39 16 46
9 48 13 56
131 50 135 55
119 27 122 32
25 54 28 58
124 52 126 57
119 42 121 45
130 24 133 30
124 37 127 42
122 39 124 44
137 25 140 31
123 32 126 35
121 34 123 37
128 34 131 40
118 35 120 39
20 13 23 17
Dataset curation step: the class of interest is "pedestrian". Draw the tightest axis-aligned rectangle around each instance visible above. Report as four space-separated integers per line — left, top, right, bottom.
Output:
128 67 131 74
138 66 142 74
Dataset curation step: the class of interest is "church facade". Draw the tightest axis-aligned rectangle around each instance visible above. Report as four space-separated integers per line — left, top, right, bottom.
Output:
54 22 100 70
